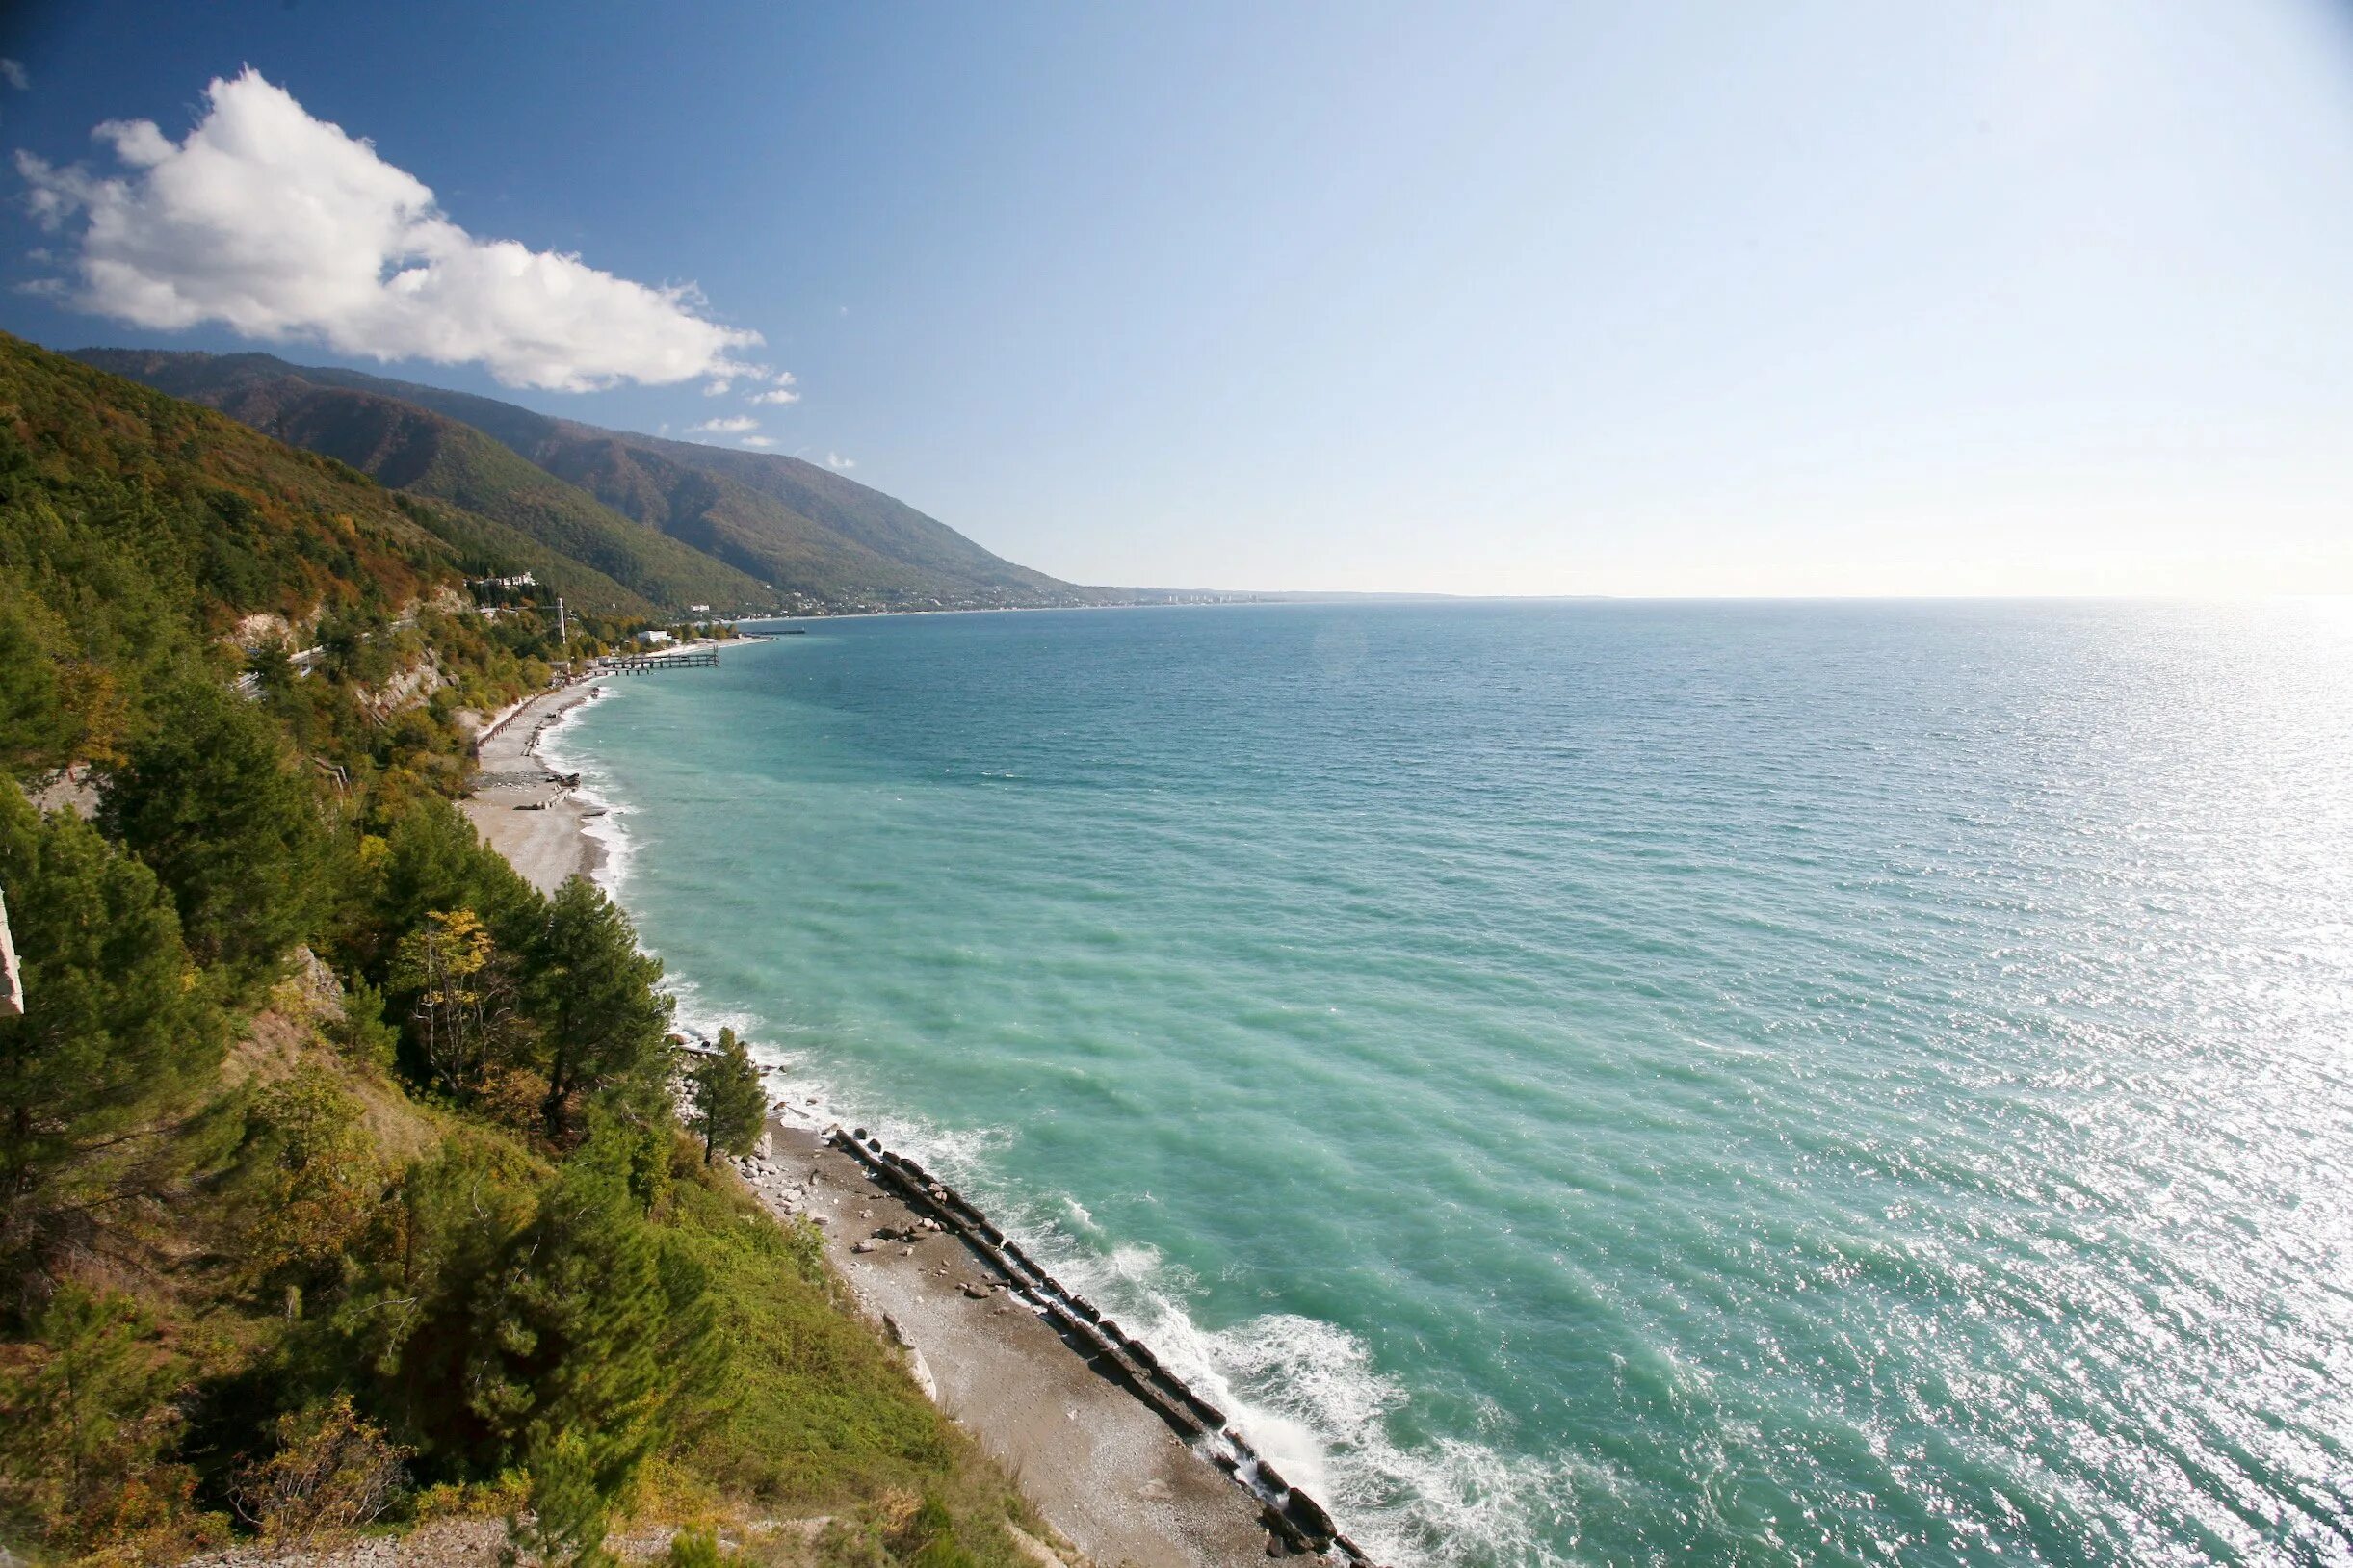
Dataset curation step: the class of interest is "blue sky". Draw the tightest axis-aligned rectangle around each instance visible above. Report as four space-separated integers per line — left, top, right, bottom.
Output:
4 1 2353 595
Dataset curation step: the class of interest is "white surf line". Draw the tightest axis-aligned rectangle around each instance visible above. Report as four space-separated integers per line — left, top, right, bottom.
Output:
824 1122 1381 1566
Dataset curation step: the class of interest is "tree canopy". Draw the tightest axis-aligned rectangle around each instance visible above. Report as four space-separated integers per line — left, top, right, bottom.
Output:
529 876 673 1138
690 1028 768 1166
98 676 325 983
0 786 222 1287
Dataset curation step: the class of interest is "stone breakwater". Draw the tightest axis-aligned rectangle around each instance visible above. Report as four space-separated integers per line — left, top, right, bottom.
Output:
826 1125 1379 1566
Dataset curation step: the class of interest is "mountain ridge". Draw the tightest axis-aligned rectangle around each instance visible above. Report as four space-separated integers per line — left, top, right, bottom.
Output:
74 348 1116 614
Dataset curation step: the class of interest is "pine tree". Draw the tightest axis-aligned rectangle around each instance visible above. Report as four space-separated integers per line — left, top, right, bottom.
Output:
98 676 325 985
0 591 74 778
689 1028 767 1166
479 1123 709 1566
528 877 672 1138
0 787 222 1282
0 1286 221 1556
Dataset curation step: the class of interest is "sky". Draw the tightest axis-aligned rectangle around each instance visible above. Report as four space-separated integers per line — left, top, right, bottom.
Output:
3 1 2353 596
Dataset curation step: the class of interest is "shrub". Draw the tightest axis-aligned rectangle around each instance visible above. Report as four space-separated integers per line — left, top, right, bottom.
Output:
0 1286 226 1558
232 1066 385 1294
329 978 402 1072
230 1393 410 1536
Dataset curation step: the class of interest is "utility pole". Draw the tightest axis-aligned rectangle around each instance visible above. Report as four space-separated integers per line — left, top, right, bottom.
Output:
557 595 568 670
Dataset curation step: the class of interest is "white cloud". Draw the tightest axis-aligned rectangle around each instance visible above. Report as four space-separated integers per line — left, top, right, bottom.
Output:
739 435 777 448
0 60 28 91
690 415 758 435
748 386 799 405
15 69 764 391
824 452 855 470
702 379 734 396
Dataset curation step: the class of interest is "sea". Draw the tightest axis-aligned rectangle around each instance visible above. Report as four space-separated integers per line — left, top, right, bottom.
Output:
540 600 2353 1568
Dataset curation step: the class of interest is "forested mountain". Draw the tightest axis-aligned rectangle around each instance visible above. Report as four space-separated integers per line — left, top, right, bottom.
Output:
76 348 1115 613
74 351 767 615
0 333 1033 1566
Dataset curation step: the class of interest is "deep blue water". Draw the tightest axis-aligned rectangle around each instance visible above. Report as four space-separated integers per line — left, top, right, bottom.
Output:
546 600 2353 1567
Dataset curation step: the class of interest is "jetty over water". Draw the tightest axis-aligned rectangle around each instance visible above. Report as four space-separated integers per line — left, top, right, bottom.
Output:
597 648 719 674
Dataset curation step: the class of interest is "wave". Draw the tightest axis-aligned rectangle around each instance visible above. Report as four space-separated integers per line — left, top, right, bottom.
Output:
1027 1239 1588 1568
805 1117 1581 1568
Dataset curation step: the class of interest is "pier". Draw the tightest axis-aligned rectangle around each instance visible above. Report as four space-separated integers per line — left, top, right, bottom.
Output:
598 648 719 674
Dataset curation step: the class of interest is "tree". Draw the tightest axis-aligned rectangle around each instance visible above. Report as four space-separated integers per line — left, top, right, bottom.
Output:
362 795 542 977
391 909 504 1097
229 1067 385 1295
510 1425 614 1568
528 877 672 1139
689 1029 767 1166
243 639 296 697
315 608 395 687
0 787 222 1283
0 1286 224 1558
0 591 73 778
478 1126 712 1566
98 675 325 984
327 978 401 1073
332 1135 540 1472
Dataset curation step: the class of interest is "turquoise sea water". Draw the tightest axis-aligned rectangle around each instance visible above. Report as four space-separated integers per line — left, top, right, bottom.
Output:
544 601 2353 1567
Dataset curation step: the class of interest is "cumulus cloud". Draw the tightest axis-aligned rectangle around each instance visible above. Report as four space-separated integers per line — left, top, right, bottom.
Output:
739 435 777 449
748 379 800 405
690 415 758 435
824 452 855 470
15 69 767 391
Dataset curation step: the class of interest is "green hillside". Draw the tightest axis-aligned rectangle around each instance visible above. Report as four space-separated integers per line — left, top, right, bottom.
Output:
75 351 771 615
637 435 1082 599
534 430 1105 610
75 349 1117 612
0 334 1040 1568
1 332 456 771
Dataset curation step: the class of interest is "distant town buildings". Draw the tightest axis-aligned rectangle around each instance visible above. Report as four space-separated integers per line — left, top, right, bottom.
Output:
469 572 537 590
636 629 674 647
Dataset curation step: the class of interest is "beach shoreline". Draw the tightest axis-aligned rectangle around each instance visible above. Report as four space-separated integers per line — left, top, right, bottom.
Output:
458 649 1319 1567
458 677 610 895
733 1126 1284 1568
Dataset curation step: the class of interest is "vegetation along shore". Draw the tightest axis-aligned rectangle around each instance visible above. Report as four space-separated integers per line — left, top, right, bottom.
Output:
0 334 1313 1568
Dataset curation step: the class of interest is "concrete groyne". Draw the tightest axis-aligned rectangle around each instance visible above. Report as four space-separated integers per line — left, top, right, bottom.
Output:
826 1125 1379 1565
